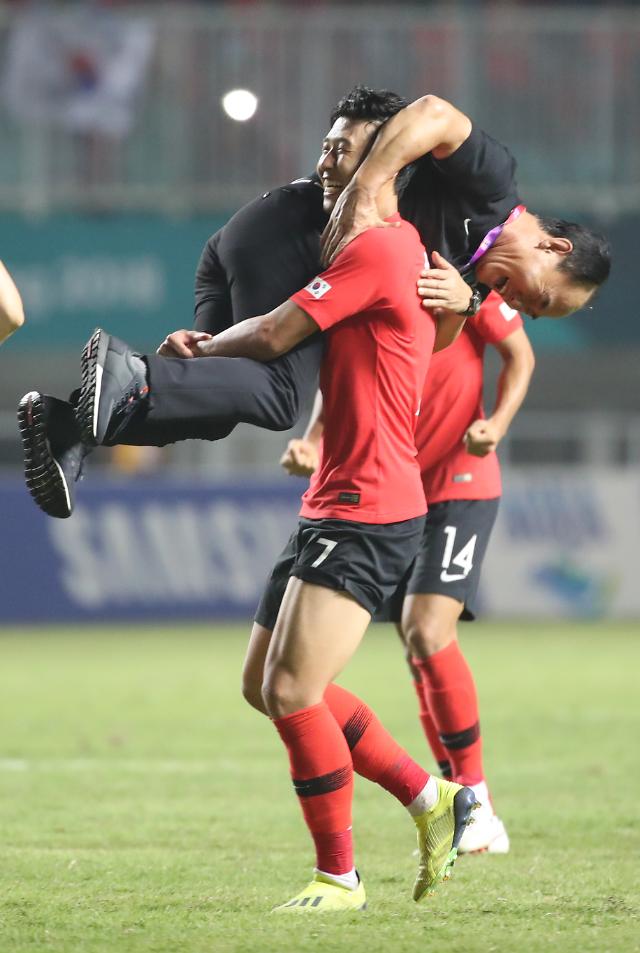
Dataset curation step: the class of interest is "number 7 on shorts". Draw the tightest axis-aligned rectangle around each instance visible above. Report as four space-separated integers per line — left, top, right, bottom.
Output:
311 537 338 568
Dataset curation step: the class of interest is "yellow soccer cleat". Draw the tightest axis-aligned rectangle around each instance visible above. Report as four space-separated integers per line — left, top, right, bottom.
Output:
272 872 367 914
413 778 479 902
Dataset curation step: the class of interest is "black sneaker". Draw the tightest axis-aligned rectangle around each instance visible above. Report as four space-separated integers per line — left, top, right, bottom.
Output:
76 328 149 446
18 391 90 519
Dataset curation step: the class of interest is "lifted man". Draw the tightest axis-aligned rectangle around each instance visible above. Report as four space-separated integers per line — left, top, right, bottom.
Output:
19 87 609 517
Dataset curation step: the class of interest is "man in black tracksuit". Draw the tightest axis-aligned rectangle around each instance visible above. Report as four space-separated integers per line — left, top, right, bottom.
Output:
126 176 328 446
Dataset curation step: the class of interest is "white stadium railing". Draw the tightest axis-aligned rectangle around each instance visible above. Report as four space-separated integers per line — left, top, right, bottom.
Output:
0 4 639 216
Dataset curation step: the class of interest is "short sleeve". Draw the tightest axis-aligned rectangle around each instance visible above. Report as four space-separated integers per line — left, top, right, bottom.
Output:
469 290 523 344
399 127 520 278
290 229 389 331
193 233 233 335
433 125 518 203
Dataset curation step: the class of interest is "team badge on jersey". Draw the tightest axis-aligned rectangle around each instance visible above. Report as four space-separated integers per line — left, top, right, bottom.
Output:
499 301 518 321
305 277 332 299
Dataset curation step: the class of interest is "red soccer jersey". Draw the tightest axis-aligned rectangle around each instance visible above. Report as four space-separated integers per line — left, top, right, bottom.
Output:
291 216 434 524
416 292 524 503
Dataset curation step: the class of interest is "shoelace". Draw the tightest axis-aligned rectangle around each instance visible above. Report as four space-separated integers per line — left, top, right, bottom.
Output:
108 384 149 440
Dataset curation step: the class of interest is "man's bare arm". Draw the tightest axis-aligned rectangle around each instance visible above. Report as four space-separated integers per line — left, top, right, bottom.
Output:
301 390 324 445
280 391 324 477
322 95 472 264
0 261 25 345
355 94 471 191
433 310 468 353
196 299 317 361
464 327 535 456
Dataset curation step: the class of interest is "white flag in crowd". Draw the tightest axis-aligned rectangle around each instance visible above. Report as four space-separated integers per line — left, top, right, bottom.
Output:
2 3 155 137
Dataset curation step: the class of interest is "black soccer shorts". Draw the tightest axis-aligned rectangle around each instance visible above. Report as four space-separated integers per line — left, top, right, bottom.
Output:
377 497 500 623
254 515 426 631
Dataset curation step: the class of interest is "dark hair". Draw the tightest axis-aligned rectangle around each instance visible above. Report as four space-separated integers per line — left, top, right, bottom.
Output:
330 85 409 125
537 217 611 289
330 85 412 192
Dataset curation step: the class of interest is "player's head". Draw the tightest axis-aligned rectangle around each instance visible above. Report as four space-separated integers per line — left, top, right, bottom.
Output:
476 213 611 319
318 85 409 212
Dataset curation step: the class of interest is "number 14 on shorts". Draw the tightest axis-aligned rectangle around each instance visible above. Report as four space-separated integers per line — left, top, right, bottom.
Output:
440 526 477 583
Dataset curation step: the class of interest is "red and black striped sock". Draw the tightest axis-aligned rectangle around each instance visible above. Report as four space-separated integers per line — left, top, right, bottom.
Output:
413 642 483 786
412 679 453 779
274 702 354 876
324 683 430 806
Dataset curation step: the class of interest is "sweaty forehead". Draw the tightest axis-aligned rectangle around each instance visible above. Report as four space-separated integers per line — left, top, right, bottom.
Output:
324 117 380 145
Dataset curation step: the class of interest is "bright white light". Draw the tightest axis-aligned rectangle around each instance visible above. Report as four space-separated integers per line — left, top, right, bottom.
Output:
222 89 258 122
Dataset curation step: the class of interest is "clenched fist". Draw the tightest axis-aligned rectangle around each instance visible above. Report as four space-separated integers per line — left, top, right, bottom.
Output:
280 439 320 477
464 418 503 457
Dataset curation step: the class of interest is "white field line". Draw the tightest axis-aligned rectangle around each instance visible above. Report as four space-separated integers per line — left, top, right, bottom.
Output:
0 758 240 773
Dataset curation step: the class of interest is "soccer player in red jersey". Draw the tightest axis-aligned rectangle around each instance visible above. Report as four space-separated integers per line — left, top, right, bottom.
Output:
282 290 535 855
398 292 534 853
193 90 478 912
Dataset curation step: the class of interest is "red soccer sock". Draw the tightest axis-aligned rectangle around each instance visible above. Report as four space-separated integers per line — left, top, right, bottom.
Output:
411 680 452 779
412 642 484 786
274 702 354 876
324 683 429 806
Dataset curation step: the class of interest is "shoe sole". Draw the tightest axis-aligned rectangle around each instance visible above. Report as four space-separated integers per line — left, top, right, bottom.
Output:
459 843 510 856
18 391 72 519
272 901 367 914
77 328 109 446
440 789 481 881
459 826 510 855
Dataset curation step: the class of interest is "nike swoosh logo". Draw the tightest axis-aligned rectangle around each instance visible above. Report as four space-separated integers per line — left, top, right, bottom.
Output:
463 218 471 236
440 570 470 583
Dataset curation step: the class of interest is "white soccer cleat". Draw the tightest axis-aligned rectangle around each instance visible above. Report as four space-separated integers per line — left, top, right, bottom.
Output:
458 807 510 854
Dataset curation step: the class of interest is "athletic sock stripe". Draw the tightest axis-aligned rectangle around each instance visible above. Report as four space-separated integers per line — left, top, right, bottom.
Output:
292 764 352 798
438 759 453 778
341 705 372 751
439 721 481 750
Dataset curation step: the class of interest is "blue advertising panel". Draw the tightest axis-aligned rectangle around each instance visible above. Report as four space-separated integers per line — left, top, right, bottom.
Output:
0 477 301 623
3 468 639 624
481 469 640 620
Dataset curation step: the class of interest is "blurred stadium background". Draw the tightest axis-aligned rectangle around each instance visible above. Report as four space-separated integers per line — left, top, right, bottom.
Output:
0 0 638 625
2 5 639 951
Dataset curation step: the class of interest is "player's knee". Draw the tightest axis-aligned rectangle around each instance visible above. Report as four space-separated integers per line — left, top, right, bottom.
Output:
261 670 307 719
404 615 455 659
271 399 299 432
241 672 268 715
258 375 300 432
404 646 422 681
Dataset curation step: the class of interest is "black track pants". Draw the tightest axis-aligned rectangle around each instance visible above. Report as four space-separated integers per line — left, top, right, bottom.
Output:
109 334 324 447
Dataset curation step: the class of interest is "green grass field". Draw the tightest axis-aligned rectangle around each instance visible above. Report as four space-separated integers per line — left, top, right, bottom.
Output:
1 622 638 953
